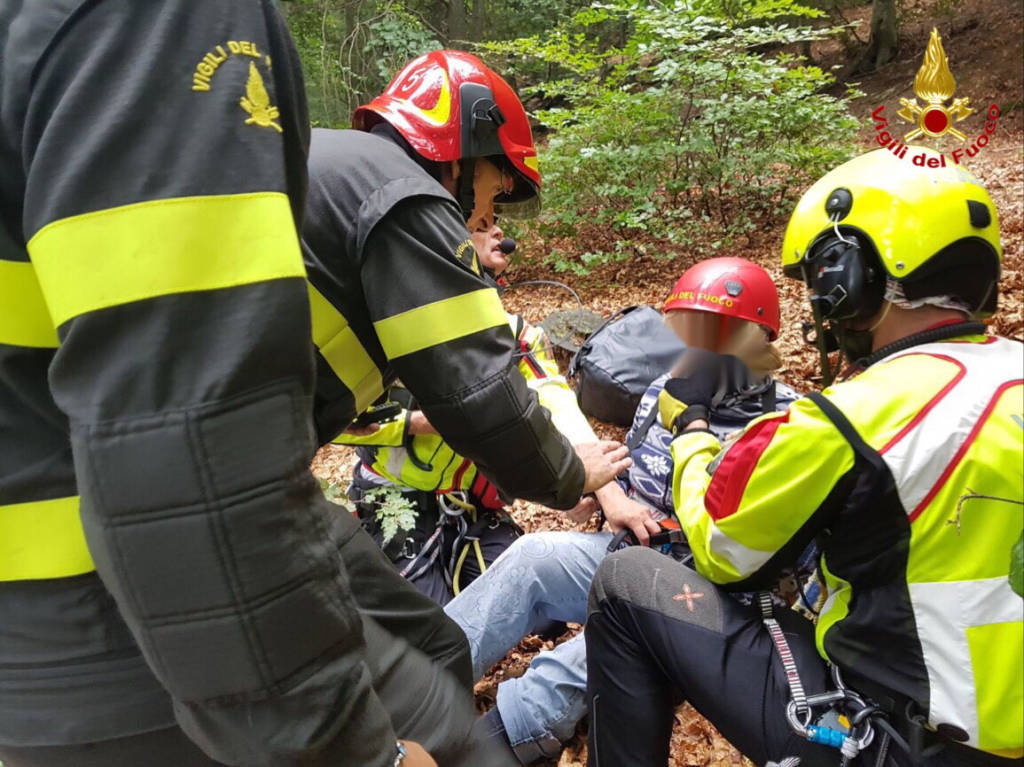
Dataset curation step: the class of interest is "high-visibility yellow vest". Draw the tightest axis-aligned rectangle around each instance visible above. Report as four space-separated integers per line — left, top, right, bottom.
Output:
673 336 1023 758
334 313 594 496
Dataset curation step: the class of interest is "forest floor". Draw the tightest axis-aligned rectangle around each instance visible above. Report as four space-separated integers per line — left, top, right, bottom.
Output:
311 4 1022 764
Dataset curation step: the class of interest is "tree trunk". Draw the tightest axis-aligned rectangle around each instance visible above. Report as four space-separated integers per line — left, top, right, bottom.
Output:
468 0 485 42
855 0 899 73
447 0 467 44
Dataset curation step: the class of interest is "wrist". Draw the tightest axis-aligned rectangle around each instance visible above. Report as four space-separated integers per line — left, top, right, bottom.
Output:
593 482 622 504
670 404 710 435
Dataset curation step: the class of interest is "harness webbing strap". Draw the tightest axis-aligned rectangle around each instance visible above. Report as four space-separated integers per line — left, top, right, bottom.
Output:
626 404 660 451
760 591 809 715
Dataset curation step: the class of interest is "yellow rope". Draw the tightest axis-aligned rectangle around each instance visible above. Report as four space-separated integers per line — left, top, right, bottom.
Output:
453 543 471 596
473 539 487 578
450 502 492 595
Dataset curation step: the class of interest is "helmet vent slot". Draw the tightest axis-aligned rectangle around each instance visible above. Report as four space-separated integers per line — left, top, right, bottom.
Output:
967 200 991 229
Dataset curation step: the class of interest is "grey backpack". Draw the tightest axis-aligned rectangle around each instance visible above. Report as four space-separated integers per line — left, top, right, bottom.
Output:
569 306 686 426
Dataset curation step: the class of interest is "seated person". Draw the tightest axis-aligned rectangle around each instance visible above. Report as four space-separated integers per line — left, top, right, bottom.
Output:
584 151 1022 766
445 257 811 764
336 219 640 605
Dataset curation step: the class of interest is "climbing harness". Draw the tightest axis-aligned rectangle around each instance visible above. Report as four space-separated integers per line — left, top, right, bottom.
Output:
356 485 516 594
439 492 488 595
760 592 897 766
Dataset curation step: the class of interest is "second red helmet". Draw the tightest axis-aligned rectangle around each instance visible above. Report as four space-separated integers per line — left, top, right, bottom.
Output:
353 50 540 206
664 257 781 340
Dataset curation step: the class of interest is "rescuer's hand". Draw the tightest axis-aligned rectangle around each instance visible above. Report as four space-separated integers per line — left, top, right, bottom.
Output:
577 441 631 495
598 487 661 546
398 741 438 767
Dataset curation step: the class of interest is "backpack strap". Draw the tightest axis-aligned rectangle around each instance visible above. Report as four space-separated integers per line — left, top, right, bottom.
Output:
761 381 777 414
626 403 661 452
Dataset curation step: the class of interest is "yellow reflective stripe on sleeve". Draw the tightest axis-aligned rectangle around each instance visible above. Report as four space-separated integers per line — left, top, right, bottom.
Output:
669 431 742 580
0 496 94 581
308 283 384 414
27 193 305 327
0 260 58 348
373 288 507 360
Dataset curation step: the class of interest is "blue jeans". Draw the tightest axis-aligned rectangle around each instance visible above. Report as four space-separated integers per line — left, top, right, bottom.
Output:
444 531 611 763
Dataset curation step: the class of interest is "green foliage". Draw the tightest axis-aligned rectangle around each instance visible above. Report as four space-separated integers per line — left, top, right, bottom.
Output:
282 1 441 127
363 487 418 543
316 479 415 543
483 0 861 273
318 477 348 505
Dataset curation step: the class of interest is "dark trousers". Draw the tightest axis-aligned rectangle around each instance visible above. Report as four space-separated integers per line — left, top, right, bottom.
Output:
585 548 1017 767
0 727 225 767
0 510 513 767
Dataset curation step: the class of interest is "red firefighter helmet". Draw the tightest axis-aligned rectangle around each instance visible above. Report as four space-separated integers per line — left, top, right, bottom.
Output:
353 50 540 208
664 257 781 340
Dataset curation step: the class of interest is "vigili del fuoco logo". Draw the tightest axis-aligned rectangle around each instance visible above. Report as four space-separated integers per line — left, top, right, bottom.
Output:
870 27 1000 167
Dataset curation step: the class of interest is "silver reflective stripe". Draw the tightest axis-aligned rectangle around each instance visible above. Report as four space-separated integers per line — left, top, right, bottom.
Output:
879 338 1023 517
909 577 1022 747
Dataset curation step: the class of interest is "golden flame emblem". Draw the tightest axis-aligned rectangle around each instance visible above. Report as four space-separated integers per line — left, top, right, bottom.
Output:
240 62 282 133
897 28 973 142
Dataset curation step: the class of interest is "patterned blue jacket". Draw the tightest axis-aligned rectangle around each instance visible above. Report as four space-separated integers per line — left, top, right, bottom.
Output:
622 372 798 519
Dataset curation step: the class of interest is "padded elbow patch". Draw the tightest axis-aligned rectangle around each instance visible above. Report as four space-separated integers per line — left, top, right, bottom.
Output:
73 382 363 703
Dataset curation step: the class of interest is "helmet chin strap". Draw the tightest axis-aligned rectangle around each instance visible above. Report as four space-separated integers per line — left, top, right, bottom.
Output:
457 158 477 221
810 303 837 388
833 301 892 379
867 300 892 333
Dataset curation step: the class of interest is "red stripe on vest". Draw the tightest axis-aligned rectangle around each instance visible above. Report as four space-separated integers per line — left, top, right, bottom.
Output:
704 412 789 521
909 378 1023 523
448 458 472 493
470 472 504 509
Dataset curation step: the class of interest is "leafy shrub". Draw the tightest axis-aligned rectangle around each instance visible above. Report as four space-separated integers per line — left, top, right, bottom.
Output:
318 477 349 505
284 2 441 127
363 487 418 543
318 479 417 543
483 0 861 273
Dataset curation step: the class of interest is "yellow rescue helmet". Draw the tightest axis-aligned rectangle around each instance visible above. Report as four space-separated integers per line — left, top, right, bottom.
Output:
782 147 1002 317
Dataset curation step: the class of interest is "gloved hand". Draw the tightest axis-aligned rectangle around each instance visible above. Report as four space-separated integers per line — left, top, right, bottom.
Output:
658 349 732 435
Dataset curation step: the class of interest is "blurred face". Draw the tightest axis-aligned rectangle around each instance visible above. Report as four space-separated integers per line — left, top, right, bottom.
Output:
665 309 745 352
465 158 513 234
471 220 508 276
